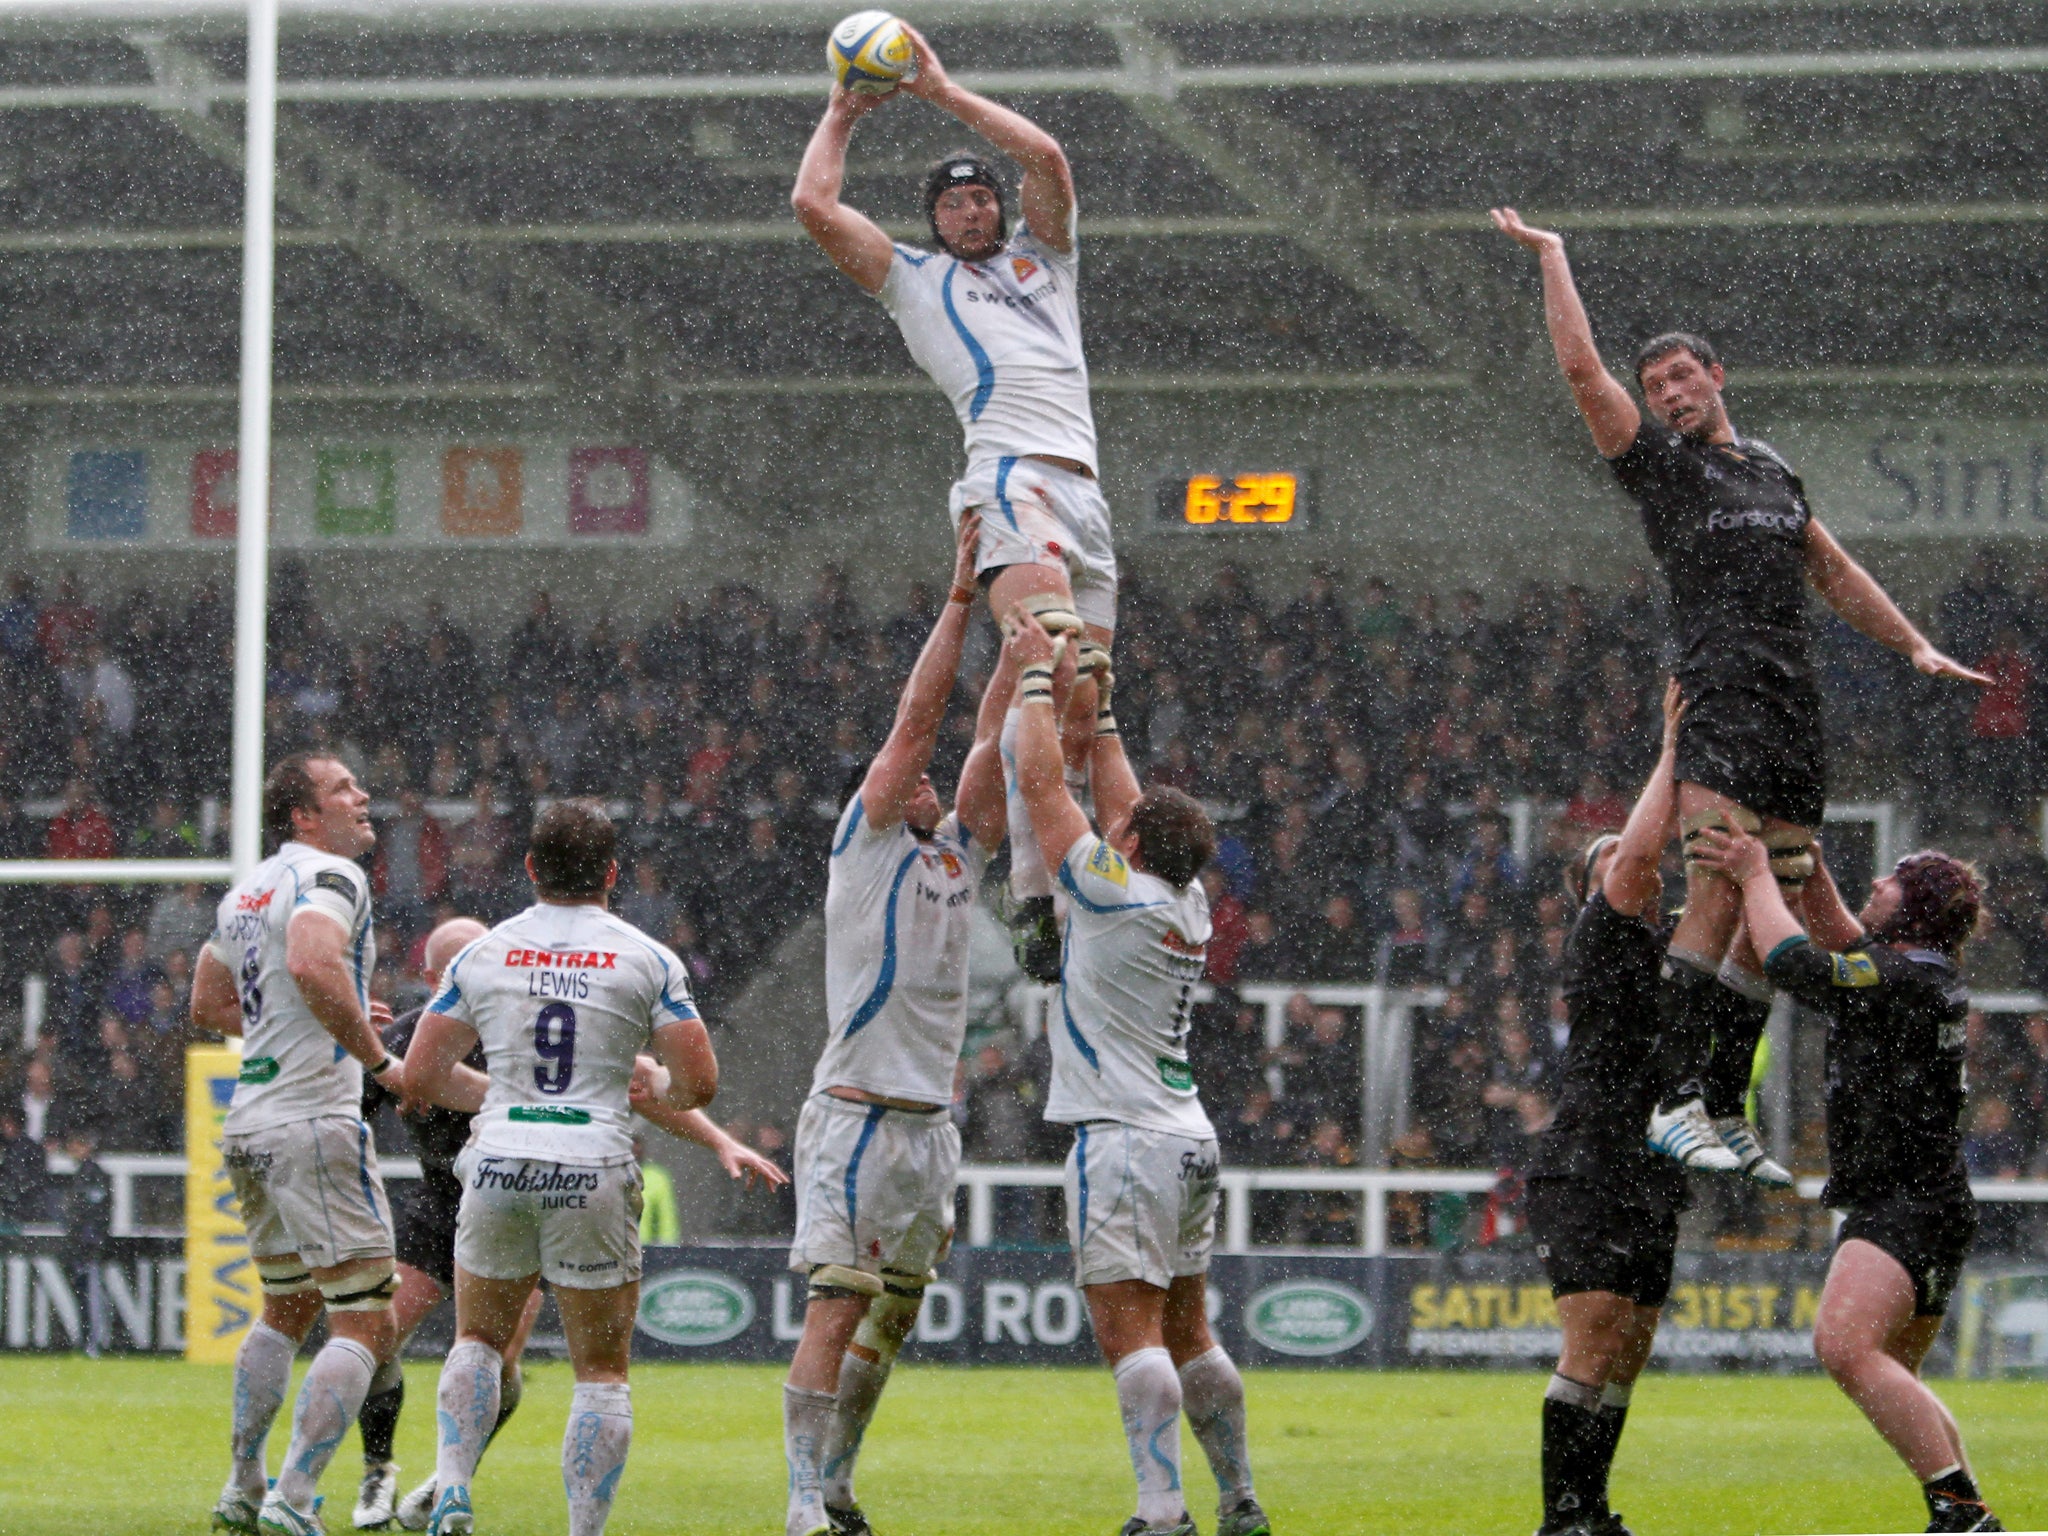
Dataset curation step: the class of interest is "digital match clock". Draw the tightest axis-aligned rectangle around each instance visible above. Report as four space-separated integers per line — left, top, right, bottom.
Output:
1155 471 1313 531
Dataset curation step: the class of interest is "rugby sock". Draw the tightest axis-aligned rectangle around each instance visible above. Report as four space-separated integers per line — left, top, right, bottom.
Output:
1925 1465 1979 1507
820 1350 890 1509
358 1358 404 1465
783 1383 836 1535
228 1321 298 1499
1652 955 1721 1113
1589 1382 1633 1513
1700 977 1773 1121
485 1360 524 1455
1113 1346 1187 1528
1540 1373 1605 1530
1001 707 1053 900
273 1335 377 1511
1178 1345 1256 1513
562 1381 632 1536
434 1337 502 1497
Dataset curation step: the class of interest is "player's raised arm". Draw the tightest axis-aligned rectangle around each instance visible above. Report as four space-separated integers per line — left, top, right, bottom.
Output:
792 85 899 292
1798 842 1871 952
1689 825 1805 959
955 627 1017 848
859 514 981 830
1491 208 1640 458
899 24 1075 252
1802 518 1991 685
1085 652 1142 843
1004 608 1090 872
1602 677 1683 918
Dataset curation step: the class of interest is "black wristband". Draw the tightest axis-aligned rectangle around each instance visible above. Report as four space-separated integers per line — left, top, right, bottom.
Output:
367 1055 397 1077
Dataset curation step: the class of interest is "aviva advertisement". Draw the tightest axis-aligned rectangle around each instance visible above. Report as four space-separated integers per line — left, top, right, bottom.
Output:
184 1045 255 1364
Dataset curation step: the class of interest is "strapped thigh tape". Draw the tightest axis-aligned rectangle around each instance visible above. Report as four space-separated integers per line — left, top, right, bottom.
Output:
808 1263 885 1301
853 1274 933 1364
1015 593 1082 663
1681 805 1761 872
879 1267 936 1299
1763 826 1817 889
256 1257 319 1296
321 1257 398 1312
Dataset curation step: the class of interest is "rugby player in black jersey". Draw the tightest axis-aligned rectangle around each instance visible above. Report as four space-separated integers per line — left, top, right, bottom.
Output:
1692 828 2003 1533
1525 680 1687 1536
1492 208 1988 1179
352 918 787 1531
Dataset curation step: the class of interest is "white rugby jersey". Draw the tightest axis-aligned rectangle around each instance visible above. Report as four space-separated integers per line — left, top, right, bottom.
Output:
427 903 700 1164
815 799 986 1106
875 213 1098 475
1045 833 1215 1139
211 841 376 1135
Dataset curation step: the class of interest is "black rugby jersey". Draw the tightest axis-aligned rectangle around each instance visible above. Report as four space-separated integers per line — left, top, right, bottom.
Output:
1609 422 1815 696
1527 892 1688 1205
361 1006 481 1187
1764 937 1970 1207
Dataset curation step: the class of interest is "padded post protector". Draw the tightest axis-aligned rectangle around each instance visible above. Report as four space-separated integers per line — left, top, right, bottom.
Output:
808 1264 885 1301
256 1257 319 1296
321 1257 398 1312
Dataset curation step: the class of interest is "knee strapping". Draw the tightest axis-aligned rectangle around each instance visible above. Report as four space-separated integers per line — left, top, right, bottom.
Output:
853 1273 931 1364
1762 826 1817 891
321 1257 397 1312
808 1263 884 1303
256 1257 318 1296
1681 805 1761 876
1014 593 1082 661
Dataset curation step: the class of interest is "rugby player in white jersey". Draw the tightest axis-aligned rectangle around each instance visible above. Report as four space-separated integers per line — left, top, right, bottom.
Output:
794 25 1115 983
782 516 1012 1536
1004 611 1270 1536
190 754 403 1536
399 800 719 1536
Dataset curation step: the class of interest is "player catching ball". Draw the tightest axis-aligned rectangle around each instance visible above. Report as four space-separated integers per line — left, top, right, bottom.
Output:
1004 608 1268 1536
794 20 1115 982
1691 831 2002 1533
1491 207 1988 1175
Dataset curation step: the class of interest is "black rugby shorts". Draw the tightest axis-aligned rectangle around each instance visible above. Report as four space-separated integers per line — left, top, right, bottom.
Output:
393 1171 463 1291
1675 681 1827 829
1839 1193 1978 1317
1527 1177 1680 1309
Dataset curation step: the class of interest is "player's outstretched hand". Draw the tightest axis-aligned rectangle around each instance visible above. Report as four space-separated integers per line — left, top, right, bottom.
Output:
368 999 394 1029
1002 603 1058 666
1490 206 1563 255
1660 677 1685 744
896 23 949 100
951 511 981 593
1689 824 1771 887
1911 642 1994 686
828 82 897 120
628 1054 672 1109
719 1140 791 1191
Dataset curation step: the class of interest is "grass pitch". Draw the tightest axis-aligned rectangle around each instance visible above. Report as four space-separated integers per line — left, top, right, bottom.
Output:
0 1358 2042 1535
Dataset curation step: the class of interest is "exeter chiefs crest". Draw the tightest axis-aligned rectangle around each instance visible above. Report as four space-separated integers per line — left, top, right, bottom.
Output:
1010 255 1039 283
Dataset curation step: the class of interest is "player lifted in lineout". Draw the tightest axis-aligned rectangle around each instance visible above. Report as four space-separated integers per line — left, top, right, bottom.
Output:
1491 208 1988 1178
401 801 721 1536
193 755 403 1536
1005 608 1269 1536
794 21 1115 982
782 516 1010 1536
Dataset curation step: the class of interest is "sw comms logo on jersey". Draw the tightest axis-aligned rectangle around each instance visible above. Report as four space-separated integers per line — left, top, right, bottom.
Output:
1244 1281 1375 1358
636 1269 757 1347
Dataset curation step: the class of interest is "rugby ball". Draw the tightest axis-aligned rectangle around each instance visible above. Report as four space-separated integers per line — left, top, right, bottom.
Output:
828 11 917 95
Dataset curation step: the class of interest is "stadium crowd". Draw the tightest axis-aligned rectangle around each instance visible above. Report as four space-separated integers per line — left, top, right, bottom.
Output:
5 554 2048 1247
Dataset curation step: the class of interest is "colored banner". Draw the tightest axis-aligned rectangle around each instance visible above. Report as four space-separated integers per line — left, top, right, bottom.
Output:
1767 417 2048 537
183 1045 254 1363
30 438 692 549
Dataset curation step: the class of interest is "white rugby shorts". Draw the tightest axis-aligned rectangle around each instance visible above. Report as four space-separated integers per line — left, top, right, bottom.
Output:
949 456 1118 633
223 1116 394 1270
452 1148 643 1291
788 1094 959 1279
1064 1121 1219 1289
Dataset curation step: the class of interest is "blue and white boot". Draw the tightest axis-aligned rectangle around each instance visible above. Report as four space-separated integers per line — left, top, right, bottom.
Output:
425 1484 473 1536
1646 1098 1741 1173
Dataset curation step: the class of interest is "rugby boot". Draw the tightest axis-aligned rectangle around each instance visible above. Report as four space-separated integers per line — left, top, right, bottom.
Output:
257 1492 326 1536
1217 1496 1273 1536
1645 1098 1741 1173
211 1486 262 1536
1009 895 1063 983
1118 1516 1198 1536
827 1506 876 1536
1925 1492 2005 1532
353 1461 399 1529
424 1484 471 1536
392 1476 436 1532
1588 1513 1635 1536
1713 1118 1794 1188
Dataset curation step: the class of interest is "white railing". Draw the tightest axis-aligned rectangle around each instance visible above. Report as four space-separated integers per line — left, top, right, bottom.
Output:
21 1153 424 1240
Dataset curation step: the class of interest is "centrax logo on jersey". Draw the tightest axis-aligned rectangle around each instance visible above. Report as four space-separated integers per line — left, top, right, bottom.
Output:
236 890 275 912
503 949 619 969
